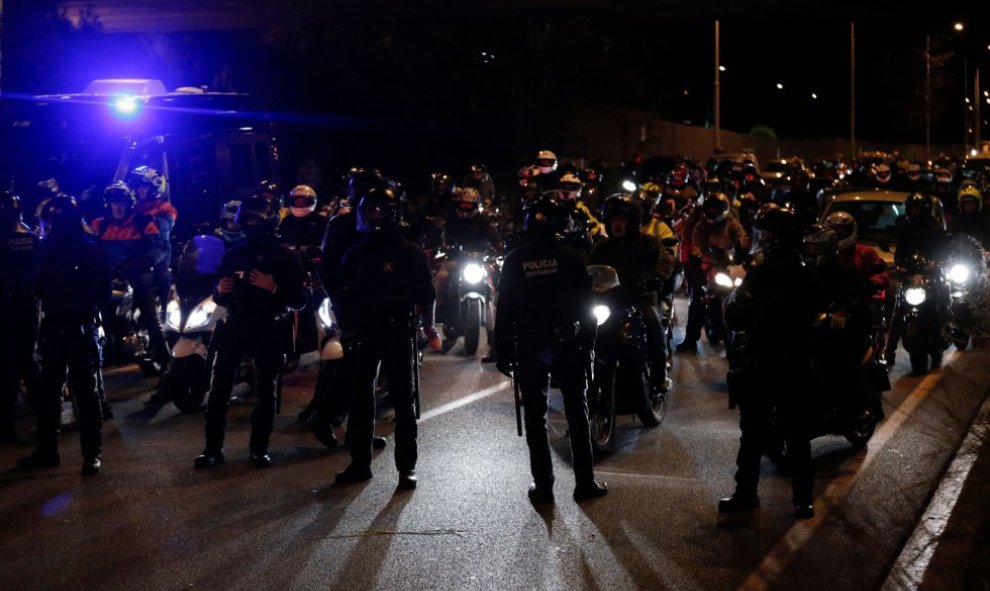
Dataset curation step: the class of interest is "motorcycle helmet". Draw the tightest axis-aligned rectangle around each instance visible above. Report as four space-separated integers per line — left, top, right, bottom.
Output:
0 191 23 228
601 193 643 230
958 184 983 214
668 163 689 189
431 172 455 196
522 196 566 237
557 173 583 203
218 200 244 241
789 169 810 192
741 162 759 185
824 211 858 251
751 206 802 257
802 224 839 268
128 166 166 200
517 165 540 187
356 187 402 234
701 176 724 198
104 181 136 214
904 192 932 222
907 162 923 181
933 167 953 185
40 195 83 238
236 196 278 241
536 150 558 174
581 166 603 186
288 185 318 217
346 167 386 202
637 182 662 213
255 179 283 209
702 193 731 224
874 163 892 185
453 187 481 219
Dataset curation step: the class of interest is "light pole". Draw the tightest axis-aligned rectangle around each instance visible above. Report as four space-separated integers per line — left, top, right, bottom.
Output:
714 19 721 151
926 32 931 161
850 21 856 157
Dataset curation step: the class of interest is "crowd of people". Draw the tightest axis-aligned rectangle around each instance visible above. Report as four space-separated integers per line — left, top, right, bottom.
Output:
2 146 988 517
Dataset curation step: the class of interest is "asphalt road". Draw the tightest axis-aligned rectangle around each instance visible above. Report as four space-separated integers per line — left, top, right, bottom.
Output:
1 297 988 591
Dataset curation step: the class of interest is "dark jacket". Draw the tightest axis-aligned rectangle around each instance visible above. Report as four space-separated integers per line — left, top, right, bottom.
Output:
587 231 673 291
1 224 41 301
214 237 307 323
37 232 112 321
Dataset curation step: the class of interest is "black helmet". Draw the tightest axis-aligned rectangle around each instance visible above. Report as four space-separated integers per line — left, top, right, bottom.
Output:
236 196 278 241
256 180 281 198
357 187 402 234
347 167 386 202
802 224 838 267
430 172 455 195
0 191 23 227
602 193 643 232
104 181 136 209
40 195 83 237
701 177 724 198
752 206 802 256
522 196 567 237
127 166 166 200
702 193 730 224
904 192 932 222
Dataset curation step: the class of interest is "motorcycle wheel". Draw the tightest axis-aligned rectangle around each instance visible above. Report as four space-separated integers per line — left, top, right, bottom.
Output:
908 350 929 375
137 357 163 377
639 382 669 427
589 364 617 454
168 356 209 414
844 412 878 448
463 299 482 356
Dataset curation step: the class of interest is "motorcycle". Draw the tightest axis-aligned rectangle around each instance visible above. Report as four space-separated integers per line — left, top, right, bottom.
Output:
283 244 324 373
896 252 951 374
701 246 742 346
161 235 227 413
586 265 670 454
943 234 988 351
100 277 159 376
438 247 498 356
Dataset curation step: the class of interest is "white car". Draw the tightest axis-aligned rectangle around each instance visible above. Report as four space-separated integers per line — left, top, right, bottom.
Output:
818 188 947 265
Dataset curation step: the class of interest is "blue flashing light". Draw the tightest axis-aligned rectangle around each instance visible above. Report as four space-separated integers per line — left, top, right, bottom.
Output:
111 96 140 118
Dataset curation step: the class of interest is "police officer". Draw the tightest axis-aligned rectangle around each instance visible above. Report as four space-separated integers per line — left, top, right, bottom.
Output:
0 192 42 443
720 207 825 519
17 196 111 474
494 196 607 505
193 197 307 468
333 188 440 489
588 194 675 394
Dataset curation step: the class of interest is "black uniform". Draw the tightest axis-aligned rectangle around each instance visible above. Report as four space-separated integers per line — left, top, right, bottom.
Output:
278 212 329 266
27 228 112 467
338 236 435 476
0 224 42 441
495 236 600 497
724 252 825 509
204 236 307 458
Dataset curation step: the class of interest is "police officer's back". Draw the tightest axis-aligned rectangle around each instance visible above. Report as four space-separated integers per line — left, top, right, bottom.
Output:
494 196 607 505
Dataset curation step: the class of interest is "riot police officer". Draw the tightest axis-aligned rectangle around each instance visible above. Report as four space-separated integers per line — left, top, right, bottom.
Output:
0 192 41 444
494 196 607 505
193 197 307 469
333 188 440 489
720 207 825 519
18 196 111 474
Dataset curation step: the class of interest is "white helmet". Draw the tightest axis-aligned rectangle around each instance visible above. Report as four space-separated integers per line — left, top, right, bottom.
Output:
537 149 558 174
824 211 857 251
288 184 317 217
557 173 582 202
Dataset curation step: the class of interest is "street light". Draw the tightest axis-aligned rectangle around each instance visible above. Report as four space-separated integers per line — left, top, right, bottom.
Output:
776 83 784 90
811 93 818 100
953 22 964 32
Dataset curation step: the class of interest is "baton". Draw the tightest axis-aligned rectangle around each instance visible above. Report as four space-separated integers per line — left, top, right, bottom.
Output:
512 330 522 437
411 315 422 420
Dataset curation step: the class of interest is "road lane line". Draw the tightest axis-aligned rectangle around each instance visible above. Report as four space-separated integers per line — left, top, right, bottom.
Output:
737 351 960 591
881 389 990 591
419 381 510 422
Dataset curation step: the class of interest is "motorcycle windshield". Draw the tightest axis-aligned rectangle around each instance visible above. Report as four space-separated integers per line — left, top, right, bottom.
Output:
176 235 226 295
587 265 620 293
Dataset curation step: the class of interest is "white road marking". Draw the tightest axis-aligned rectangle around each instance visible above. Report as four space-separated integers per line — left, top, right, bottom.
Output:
881 388 990 591
737 351 960 591
419 381 511 422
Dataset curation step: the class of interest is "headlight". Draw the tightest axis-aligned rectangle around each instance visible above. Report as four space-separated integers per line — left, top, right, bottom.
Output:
904 287 927 306
462 263 486 285
622 180 638 192
166 299 181 330
948 263 971 285
733 277 743 287
185 299 217 330
715 272 733 288
593 305 611 326
318 297 335 329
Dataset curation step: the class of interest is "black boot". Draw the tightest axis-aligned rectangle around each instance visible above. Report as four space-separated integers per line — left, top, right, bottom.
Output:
397 470 417 490
717 493 759 514
194 449 225 468
573 480 608 501
527 483 554 505
17 449 61 470
82 456 102 476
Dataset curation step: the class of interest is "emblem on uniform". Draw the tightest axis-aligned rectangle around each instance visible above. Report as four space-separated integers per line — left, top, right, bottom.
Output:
384 262 395 273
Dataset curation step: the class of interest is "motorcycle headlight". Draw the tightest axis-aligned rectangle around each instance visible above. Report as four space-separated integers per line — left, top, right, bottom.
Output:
948 263 971 285
904 287 927 306
622 180 638 192
166 299 182 330
715 272 733 288
185 299 217 330
462 263 486 285
733 277 743 287
594 304 611 326
318 297 335 329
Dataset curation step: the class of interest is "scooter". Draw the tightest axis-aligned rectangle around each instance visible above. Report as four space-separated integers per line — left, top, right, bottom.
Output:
161 235 227 413
586 265 671 454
